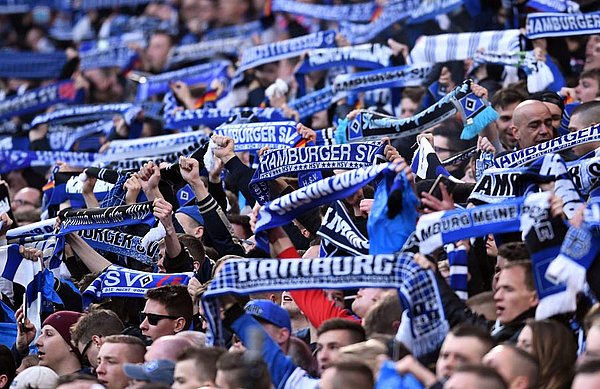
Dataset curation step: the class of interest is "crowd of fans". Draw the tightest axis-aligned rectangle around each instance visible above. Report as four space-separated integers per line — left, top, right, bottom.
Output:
1 0 600 388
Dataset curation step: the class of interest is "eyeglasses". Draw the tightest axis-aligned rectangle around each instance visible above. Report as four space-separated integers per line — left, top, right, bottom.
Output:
139 312 180 325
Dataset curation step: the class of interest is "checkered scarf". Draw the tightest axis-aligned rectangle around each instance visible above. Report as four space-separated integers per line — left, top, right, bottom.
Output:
202 252 449 357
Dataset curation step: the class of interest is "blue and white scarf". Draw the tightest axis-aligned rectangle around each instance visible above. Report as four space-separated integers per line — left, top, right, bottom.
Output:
48 120 113 152
411 137 452 181
338 79 498 143
520 193 574 319
288 86 346 120
167 37 246 69
77 228 161 266
79 43 137 71
0 81 83 121
332 63 432 94
250 142 386 203
0 51 67 79
339 0 418 45
203 20 263 41
164 107 285 130
318 200 369 256
416 191 551 255
58 201 155 234
213 121 302 152
271 0 375 22
409 30 521 64
82 264 193 307
254 162 394 252
525 0 580 13
297 43 392 75
0 149 100 174
236 30 337 74
135 61 230 102
526 11 600 39
407 0 464 24
202 252 449 357
494 123 600 168
31 103 141 127
76 0 152 11
99 131 207 158
446 244 469 301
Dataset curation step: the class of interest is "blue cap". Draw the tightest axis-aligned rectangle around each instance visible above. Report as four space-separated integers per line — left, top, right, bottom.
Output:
122 359 175 385
244 300 291 332
176 205 204 226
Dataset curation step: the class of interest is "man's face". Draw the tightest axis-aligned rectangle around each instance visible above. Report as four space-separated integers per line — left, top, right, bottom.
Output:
78 338 101 369
172 359 211 389
35 325 73 372
435 334 488 379
146 34 171 73
352 288 385 318
493 267 538 324
584 38 600 71
512 102 553 149
482 346 514 384
324 290 345 309
495 102 520 150
400 97 419 118
569 113 600 156
139 299 178 341
575 77 600 103
543 102 562 132
97 343 135 389
316 329 355 374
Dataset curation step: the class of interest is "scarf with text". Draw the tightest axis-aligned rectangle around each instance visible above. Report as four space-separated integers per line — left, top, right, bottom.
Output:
271 0 375 22
416 192 551 255
164 107 285 130
213 121 303 152
331 63 432 94
250 142 386 204
202 252 449 357
339 0 418 45
236 30 337 74
526 11 600 39
409 30 521 64
99 131 207 158
545 200 600 298
337 79 498 143
254 163 394 253
520 194 573 319
79 43 137 71
288 86 347 120
318 200 369 256
58 201 155 234
76 228 161 266
0 81 83 122
494 123 600 168
203 20 264 41
31 103 141 127
0 149 100 175
525 0 580 12
167 37 247 68
48 120 113 152
82 264 193 307
134 61 230 102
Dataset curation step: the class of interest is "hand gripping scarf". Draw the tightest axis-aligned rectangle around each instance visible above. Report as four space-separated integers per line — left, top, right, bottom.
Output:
335 79 498 143
202 252 449 357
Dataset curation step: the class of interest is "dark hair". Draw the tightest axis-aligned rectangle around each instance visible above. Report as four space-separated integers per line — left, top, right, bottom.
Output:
402 87 426 104
327 360 375 389
571 101 600 128
227 214 252 239
145 284 194 330
178 234 206 266
56 373 99 388
451 323 495 353
454 364 508 389
525 319 576 389
580 68 600 96
497 242 530 261
70 309 124 346
491 88 526 110
576 358 600 375
529 91 565 112
0 345 16 387
288 336 318 376
317 318 366 344
363 293 403 337
177 347 225 383
431 118 477 152
216 351 271 389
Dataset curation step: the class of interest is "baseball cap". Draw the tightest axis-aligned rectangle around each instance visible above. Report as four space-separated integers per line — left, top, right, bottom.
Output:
11 366 58 389
122 359 176 385
176 205 204 226
244 300 291 332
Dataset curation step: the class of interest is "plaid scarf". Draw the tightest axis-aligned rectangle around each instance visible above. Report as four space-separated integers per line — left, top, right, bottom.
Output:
202 252 449 357
337 79 498 143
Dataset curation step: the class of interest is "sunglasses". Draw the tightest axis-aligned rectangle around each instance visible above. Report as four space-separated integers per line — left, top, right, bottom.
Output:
140 312 180 325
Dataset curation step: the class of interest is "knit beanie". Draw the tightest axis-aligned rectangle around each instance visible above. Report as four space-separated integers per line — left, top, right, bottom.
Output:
41 310 82 347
